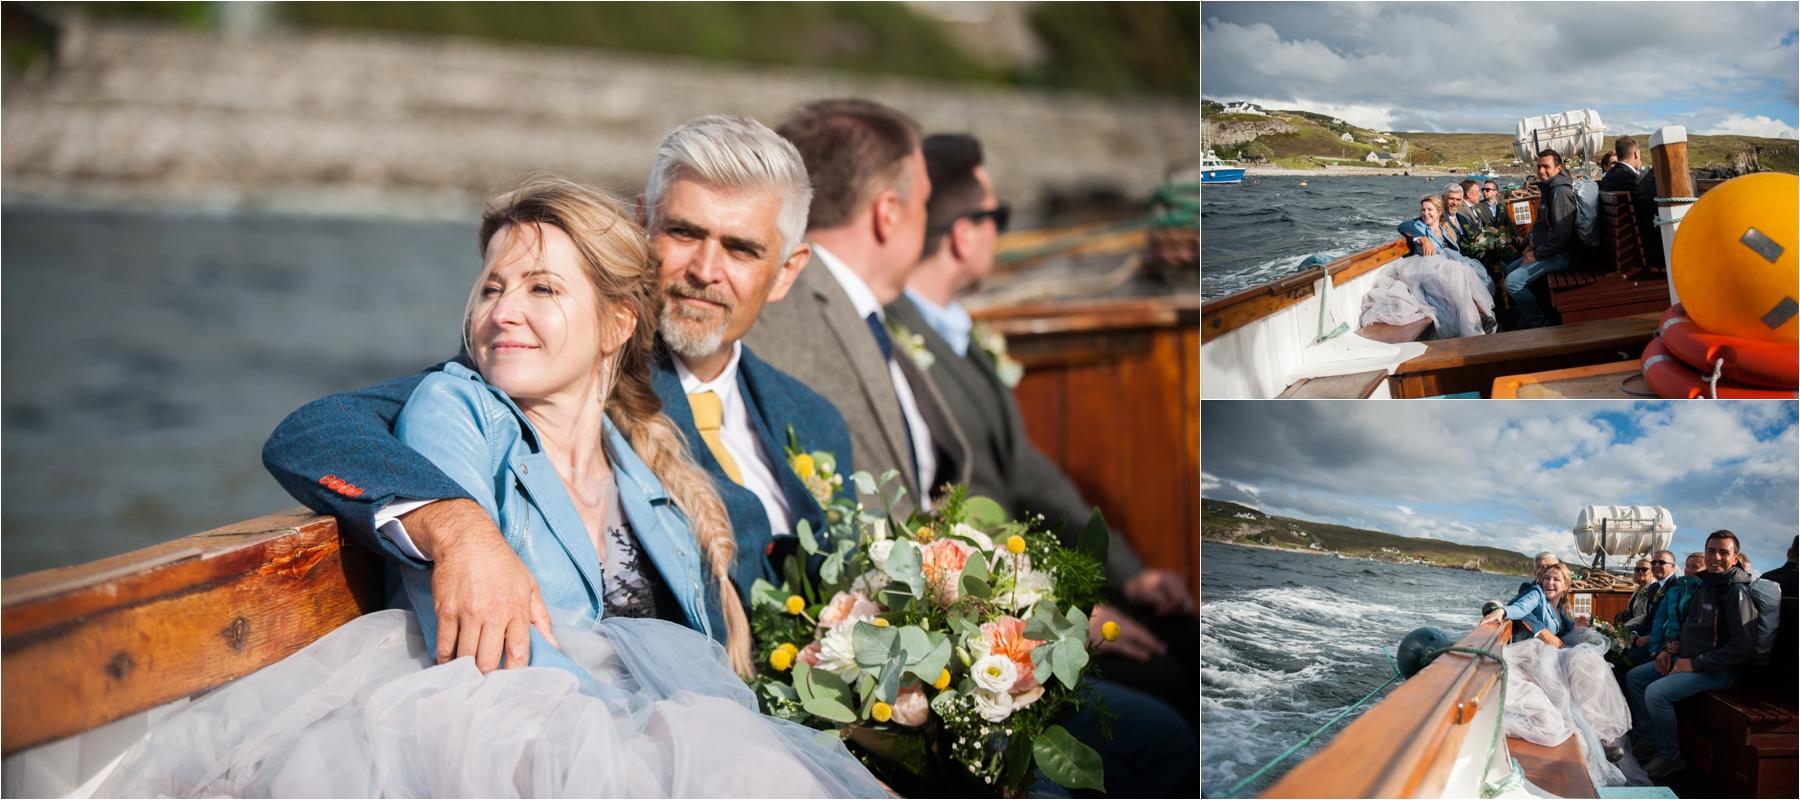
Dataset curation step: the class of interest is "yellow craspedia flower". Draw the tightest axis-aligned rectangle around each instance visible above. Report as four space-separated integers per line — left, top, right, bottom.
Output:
1101 620 1120 641
871 702 893 723
778 642 798 655
769 648 795 671
933 668 952 690
872 618 891 627
784 595 805 615
914 525 934 542
1005 535 1026 554
792 453 815 477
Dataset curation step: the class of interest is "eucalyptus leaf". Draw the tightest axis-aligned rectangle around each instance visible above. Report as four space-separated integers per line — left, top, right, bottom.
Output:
1064 606 1089 639
802 696 858 724
749 578 785 609
877 468 901 488
885 540 924 595
1050 639 1090 689
962 573 994 600
1034 725 1104 790
797 519 818 556
876 658 903 704
964 496 1007 528
853 471 878 497
808 664 856 708
907 637 952 683
820 548 846 584
763 681 799 702
852 622 901 668
1030 643 1055 683
793 661 816 704
858 673 880 717
961 552 991 584
897 626 932 663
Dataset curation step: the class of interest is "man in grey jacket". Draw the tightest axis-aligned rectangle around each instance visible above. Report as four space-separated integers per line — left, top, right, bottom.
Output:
888 133 1197 726
1624 530 1760 778
1501 149 1580 328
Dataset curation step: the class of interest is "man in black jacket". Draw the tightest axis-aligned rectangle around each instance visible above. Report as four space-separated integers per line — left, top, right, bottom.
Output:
1500 149 1580 328
1760 535 1797 597
1599 136 1643 193
1624 530 1761 778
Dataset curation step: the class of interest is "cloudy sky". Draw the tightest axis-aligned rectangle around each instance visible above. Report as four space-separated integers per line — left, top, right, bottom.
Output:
1202 1 1799 138
1202 401 1798 575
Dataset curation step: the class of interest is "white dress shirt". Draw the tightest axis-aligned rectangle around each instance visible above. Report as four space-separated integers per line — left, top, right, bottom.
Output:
813 245 937 495
673 341 794 538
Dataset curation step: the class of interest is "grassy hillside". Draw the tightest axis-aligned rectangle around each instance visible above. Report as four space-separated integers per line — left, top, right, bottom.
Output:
1201 499 1536 576
1202 103 1797 175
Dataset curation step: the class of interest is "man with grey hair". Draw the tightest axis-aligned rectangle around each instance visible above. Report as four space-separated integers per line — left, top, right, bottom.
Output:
258 115 855 670
638 114 859 592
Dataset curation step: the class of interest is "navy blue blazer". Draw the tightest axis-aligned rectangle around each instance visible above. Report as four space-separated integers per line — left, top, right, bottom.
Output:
648 345 854 594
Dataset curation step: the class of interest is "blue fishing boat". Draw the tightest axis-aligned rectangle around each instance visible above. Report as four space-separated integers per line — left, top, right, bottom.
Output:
1202 150 1245 184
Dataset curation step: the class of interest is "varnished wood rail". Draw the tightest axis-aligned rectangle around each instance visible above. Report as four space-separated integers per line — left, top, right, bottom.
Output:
1264 620 1512 798
1 509 383 755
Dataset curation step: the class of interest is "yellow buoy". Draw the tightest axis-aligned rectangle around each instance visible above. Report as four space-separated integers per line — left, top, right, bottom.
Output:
1670 172 1799 343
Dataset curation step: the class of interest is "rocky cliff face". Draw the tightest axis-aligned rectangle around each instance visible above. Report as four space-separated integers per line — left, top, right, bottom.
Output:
1202 116 1295 152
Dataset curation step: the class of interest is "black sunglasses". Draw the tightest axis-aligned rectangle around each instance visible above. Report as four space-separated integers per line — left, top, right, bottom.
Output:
1634 567 1650 572
946 204 1010 233
1650 559 1673 566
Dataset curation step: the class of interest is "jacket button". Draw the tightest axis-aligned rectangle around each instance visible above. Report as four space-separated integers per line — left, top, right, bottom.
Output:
519 464 529 475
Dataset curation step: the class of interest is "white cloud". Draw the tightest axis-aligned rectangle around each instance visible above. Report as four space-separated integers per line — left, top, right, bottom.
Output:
1397 505 1414 515
1703 114 1799 139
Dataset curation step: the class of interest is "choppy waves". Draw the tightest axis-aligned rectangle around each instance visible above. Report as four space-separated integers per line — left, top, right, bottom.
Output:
1199 544 1527 797
1202 175 1458 300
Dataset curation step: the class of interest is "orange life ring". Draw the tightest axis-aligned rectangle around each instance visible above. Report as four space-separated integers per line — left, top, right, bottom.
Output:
1641 338 1797 399
1658 305 1798 388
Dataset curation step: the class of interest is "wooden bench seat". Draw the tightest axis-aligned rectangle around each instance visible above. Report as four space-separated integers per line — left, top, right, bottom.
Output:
1676 689 1798 799
1507 735 1597 799
1359 317 1433 344
1390 312 1660 397
1278 369 1389 399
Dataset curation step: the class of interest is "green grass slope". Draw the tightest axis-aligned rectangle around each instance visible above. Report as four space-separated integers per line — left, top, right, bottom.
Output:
1201 499 1536 576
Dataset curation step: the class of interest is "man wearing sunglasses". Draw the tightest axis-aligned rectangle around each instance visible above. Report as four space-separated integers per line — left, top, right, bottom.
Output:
1626 549 1680 664
887 132 1199 735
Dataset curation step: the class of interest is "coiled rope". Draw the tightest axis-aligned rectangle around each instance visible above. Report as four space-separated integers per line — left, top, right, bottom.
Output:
1223 642 1521 799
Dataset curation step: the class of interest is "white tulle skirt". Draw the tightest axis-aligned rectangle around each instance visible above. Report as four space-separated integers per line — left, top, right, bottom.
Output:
1501 636 1639 788
95 609 886 798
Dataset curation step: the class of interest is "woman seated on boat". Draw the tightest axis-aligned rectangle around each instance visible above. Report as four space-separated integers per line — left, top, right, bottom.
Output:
95 178 886 798
1396 194 1495 295
1482 562 1638 788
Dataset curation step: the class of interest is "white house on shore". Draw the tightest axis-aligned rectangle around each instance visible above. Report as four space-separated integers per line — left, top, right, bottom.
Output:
1222 101 1265 116
1339 132 1354 142
1366 150 1401 163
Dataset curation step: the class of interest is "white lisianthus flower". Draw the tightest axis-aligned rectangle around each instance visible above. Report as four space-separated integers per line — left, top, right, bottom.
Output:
1004 568 1056 612
951 523 994 552
972 654 1019 694
815 621 862 682
966 630 992 661
973 688 1015 723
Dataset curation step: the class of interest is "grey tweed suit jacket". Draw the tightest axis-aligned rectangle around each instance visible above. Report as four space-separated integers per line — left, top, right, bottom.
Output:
886 295 1145 583
744 258 970 517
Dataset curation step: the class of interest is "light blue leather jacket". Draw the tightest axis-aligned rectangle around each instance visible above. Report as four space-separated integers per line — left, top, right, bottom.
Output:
392 364 727 666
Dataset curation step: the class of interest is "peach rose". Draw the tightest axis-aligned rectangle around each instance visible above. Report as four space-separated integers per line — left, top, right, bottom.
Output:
891 684 930 727
798 640 823 667
921 538 974 601
818 590 883 629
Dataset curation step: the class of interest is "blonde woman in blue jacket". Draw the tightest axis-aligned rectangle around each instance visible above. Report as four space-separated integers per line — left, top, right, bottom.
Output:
1483 561 1634 787
99 178 885 798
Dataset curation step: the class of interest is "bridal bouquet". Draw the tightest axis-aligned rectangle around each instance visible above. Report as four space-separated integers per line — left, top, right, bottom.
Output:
748 450 1110 795
1466 225 1517 263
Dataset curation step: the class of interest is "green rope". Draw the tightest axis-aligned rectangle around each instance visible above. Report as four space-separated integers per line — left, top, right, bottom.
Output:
1223 662 1404 797
1224 642 1519 799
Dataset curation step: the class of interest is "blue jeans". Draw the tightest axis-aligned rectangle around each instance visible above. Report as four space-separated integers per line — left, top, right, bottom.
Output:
1502 253 1570 328
1625 661 1736 760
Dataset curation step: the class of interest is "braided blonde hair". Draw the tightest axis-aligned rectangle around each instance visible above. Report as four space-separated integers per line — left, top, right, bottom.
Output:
472 174 752 677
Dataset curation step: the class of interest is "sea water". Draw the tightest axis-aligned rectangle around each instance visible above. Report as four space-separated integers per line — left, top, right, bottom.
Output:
1200 175 1503 300
1200 541 1530 797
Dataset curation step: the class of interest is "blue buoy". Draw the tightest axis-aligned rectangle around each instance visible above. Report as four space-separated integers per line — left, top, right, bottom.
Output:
1395 627 1456 678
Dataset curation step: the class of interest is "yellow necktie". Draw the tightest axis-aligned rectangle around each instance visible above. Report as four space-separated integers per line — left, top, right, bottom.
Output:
688 390 743 485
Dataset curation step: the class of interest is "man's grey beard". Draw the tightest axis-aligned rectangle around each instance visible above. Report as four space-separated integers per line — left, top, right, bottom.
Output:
659 287 731 361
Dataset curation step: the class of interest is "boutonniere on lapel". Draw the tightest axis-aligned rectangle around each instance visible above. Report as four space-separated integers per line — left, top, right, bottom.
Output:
785 426 846 513
972 323 1024 388
885 318 935 371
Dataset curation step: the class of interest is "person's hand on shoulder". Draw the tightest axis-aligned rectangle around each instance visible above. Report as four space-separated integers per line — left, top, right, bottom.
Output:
406 499 559 672
1123 569 1195 617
